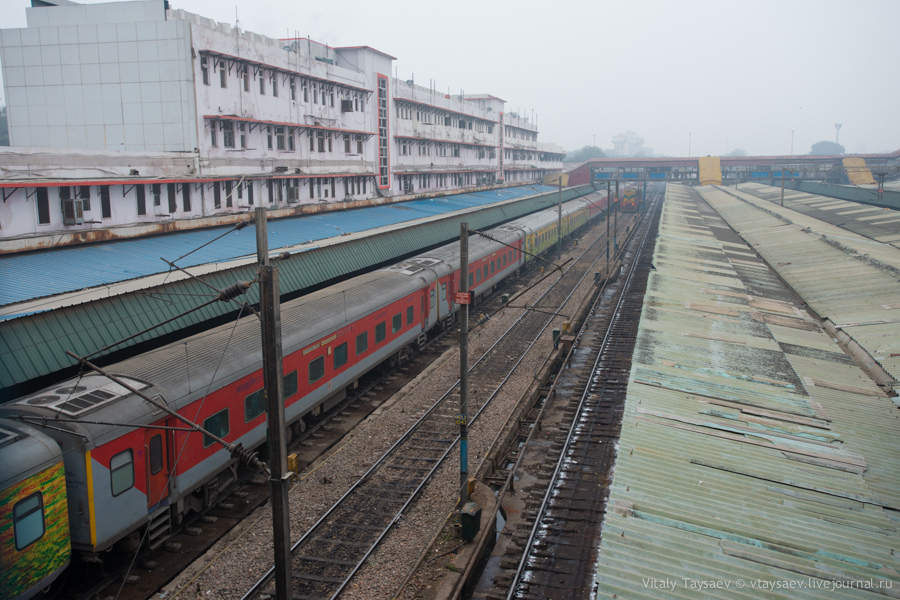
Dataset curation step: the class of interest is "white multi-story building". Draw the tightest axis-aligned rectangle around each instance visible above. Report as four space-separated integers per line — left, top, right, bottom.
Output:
0 0 564 250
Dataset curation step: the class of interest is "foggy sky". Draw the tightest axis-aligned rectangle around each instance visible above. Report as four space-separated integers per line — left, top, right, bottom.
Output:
1 0 898 156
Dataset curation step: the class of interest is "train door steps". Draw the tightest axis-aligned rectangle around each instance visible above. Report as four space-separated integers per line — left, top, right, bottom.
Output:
146 506 173 551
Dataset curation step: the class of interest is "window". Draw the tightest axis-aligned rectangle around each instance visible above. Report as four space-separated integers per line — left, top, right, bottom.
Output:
341 99 352 112
289 78 296 100
79 186 91 210
308 356 325 383
239 123 247 149
344 134 351 154
149 434 163 475
183 184 191 212
247 182 254 205
245 389 265 422
167 183 176 212
284 370 298 398
357 138 363 154
213 182 221 208
219 62 227 88
110 449 134 495
210 121 217 147
203 409 229 447
225 181 233 207
259 73 265 94
201 56 209 85
407 306 414 325
392 313 402 333
242 65 249 91
267 126 273 150
136 185 146 215
276 127 285 150
36 187 50 223
483 265 488 279
356 332 368 355
334 342 348 369
152 184 161 206
100 186 111 218
468 272 474 287
490 261 495 274
271 74 278 97
13 493 44 550
223 122 235 148
317 131 326 153
375 322 386 343
303 81 308 102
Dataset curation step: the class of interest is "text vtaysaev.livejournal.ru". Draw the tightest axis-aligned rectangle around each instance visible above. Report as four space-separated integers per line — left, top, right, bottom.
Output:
642 576 894 593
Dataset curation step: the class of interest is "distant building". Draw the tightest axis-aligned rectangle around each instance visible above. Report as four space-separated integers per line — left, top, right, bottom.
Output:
0 0 564 251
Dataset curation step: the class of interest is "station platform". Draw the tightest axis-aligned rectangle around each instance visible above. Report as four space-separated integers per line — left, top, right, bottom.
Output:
1 183 593 395
594 183 899 597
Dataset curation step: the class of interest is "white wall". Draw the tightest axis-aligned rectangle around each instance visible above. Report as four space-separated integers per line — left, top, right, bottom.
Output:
0 1 196 152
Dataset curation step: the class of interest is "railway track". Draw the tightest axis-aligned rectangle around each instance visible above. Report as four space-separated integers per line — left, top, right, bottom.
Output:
469 193 661 600
243 210 636 600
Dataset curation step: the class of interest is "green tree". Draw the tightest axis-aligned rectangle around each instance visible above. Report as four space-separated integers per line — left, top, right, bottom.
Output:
810 140 844 155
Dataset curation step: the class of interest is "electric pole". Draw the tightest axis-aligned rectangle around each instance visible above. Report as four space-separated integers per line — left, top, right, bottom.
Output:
557 175 563 257
606 180 610 277
458 222 470 505
256 207 292 600
614 179 619 255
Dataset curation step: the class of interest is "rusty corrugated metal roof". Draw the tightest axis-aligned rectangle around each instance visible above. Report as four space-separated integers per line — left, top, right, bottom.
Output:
699 185 900 387
593 183 900 598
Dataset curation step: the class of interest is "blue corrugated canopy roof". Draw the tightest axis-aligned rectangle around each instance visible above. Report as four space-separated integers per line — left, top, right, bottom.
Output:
0 185 552 307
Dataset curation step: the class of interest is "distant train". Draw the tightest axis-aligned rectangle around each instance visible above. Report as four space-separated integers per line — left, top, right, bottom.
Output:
621 184 641 213
0 193 610 598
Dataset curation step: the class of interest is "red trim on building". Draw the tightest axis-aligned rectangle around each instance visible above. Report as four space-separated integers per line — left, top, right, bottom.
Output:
393 168 495 175
199 49 372 93
376 73 391 190
202 114 374 137
333 45 398 60
394 134 496 149
0 174 375 189
393 97 498 124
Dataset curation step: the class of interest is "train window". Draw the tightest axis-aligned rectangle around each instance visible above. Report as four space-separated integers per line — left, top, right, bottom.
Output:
110 449 134 495
375 322 386 343
309 356 325 383
334 342 348 369
356 332 368 354
149 434 163 475
283 370 298 398
490 261 495 274
13 493 44 550
392 313 402 333
406 306 414 325
468 273 474 287
244 389 265 422
203 410 229 448
483 265 488 279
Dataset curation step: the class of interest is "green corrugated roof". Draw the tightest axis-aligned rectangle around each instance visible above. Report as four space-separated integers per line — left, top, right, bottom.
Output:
0 185 592 396
594 184 900 598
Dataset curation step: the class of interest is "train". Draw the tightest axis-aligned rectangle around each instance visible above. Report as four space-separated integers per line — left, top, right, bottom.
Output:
0 193 609 599
620 184 641 213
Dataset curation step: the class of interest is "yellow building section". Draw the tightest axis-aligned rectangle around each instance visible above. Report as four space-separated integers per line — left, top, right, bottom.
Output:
697 156 722 185
543 172 568 186
842 157 875 185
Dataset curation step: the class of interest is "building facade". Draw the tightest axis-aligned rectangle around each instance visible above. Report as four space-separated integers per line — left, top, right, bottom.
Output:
0 0 564 249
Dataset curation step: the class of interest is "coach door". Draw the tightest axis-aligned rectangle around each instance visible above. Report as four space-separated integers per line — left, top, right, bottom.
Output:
145 424 170 507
